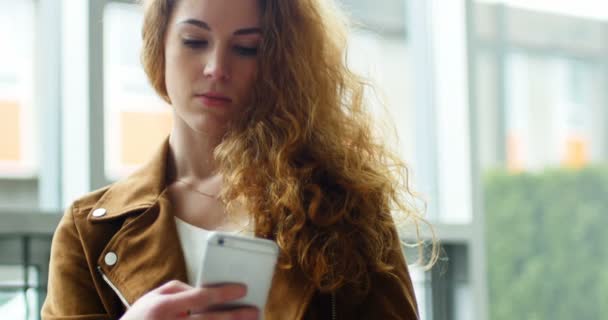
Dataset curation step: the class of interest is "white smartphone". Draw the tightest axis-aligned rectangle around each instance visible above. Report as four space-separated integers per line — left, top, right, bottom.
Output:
196 231 279 316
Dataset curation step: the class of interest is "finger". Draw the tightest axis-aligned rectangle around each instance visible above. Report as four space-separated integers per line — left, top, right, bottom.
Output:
189 307 259 320
155 280 193 295
168 284 247 312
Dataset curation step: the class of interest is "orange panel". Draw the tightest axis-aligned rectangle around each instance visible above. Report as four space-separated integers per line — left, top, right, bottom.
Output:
120 111 173 166
563 137 588 169
0 101 21 161
506 133 523 173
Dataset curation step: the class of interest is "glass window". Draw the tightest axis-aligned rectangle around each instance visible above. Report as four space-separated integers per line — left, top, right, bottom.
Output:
410 265 431 320
474 3 608 320
0 0 36 177
347 29 415 161
103 2 172 181
504 53 600 171
0 265 40 320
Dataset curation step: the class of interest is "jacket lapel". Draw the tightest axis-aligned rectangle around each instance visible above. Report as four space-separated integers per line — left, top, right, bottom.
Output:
95 191 188 306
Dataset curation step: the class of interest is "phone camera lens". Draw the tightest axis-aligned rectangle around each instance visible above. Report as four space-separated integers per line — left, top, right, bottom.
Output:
218 238 225 246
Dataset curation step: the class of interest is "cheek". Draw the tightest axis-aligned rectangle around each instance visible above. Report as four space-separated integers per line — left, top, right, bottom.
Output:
165 49 198 98
235 61 258 95
165 66 181 104
164 47 180 95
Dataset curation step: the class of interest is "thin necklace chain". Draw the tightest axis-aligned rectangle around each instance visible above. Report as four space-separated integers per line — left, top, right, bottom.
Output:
174 179 219 199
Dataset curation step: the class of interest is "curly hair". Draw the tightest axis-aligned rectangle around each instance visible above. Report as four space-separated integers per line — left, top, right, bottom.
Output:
141 0 438 295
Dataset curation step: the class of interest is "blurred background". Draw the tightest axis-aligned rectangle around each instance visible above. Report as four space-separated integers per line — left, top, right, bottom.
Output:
1 0 607 319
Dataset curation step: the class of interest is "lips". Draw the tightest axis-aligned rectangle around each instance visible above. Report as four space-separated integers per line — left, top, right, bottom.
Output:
196 93 232 107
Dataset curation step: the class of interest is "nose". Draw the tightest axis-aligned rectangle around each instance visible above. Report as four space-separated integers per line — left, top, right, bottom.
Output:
203 47 230 81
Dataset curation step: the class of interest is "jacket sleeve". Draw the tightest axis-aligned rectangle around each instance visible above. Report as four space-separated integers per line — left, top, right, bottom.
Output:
355 226 420 320
41 205 112 320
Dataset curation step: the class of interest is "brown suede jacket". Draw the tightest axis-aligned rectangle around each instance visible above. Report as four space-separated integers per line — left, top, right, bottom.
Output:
41 137 420 320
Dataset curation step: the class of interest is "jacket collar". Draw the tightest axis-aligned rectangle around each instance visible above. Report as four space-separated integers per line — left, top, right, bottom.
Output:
88 136 171 222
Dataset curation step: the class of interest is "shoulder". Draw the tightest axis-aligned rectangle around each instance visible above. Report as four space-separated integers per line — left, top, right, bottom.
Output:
69 185 114 217
52 183 118 247
50 180 135 270
66 135 171 221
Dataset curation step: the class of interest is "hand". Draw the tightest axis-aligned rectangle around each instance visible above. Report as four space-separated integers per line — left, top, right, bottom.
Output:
120 280 259 320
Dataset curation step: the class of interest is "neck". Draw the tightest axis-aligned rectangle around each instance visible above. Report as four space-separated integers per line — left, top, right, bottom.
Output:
167 115 224 184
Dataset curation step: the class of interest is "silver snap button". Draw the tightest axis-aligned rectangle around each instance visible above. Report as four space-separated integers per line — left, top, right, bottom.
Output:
104 252 118 266
92 208 107 217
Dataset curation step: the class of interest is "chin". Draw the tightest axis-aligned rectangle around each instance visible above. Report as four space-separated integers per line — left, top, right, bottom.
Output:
183 113 230 136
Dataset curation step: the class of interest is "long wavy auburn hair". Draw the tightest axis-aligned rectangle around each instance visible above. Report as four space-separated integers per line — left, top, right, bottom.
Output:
141 0 438 296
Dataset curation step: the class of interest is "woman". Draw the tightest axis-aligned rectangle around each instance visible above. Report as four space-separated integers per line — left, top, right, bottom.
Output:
42 0 435 319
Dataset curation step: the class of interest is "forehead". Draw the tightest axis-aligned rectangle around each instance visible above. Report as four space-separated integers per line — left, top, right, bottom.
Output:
171 0 261 31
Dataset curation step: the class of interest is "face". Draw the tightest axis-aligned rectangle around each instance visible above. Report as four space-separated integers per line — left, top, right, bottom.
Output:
164 0 262 135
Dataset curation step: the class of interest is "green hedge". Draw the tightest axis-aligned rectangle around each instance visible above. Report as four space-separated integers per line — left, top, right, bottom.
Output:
484 166 608 320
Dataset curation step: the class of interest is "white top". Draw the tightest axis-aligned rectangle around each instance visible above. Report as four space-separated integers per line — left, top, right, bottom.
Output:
174 216 254 286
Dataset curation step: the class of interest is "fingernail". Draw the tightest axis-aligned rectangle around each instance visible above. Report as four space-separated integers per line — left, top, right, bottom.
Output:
232 284 247 296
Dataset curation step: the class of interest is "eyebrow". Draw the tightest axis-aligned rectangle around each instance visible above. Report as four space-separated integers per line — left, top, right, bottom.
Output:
178 19 262 36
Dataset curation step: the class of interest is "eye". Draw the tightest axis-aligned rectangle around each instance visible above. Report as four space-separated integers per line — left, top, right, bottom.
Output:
234 46 258 57
182 39 208 49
